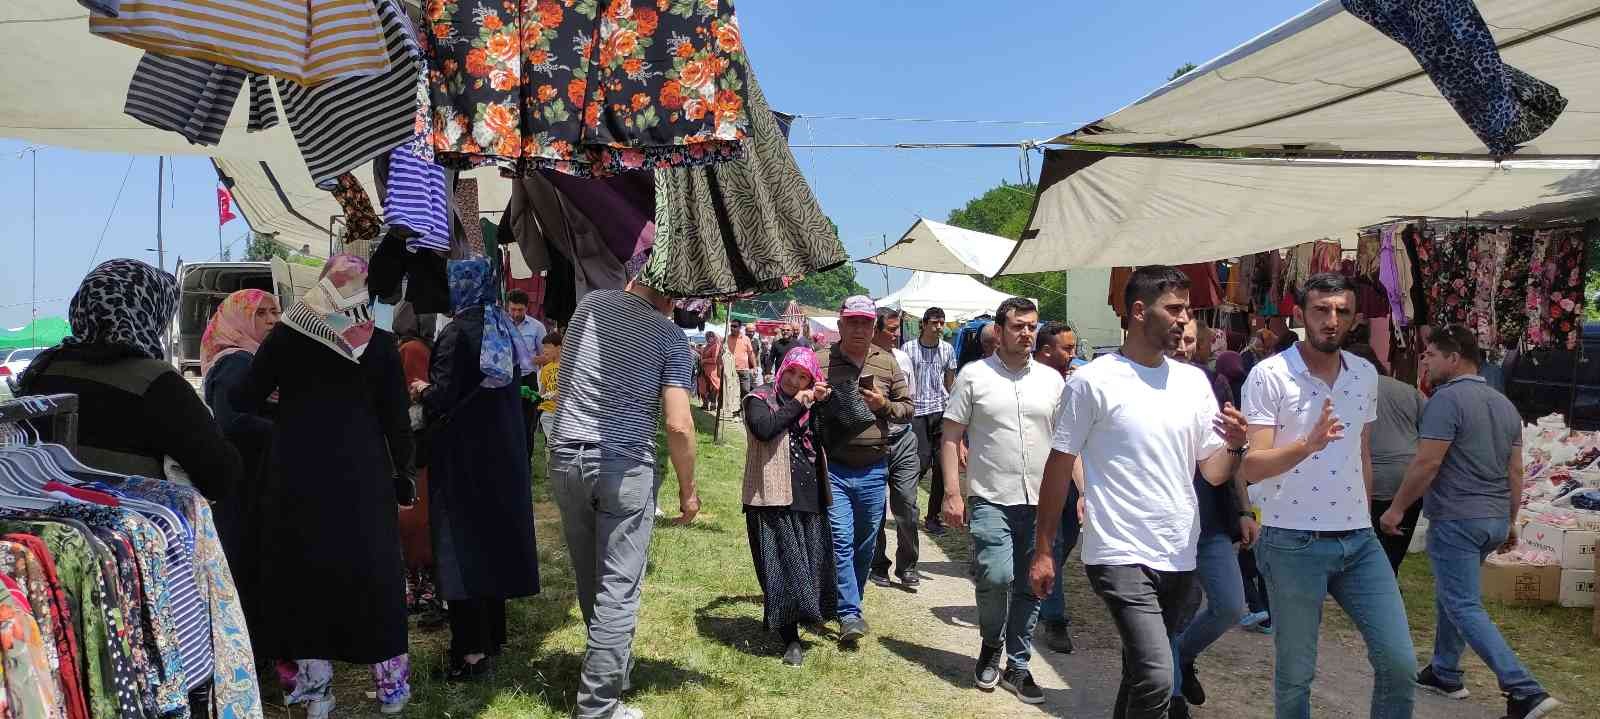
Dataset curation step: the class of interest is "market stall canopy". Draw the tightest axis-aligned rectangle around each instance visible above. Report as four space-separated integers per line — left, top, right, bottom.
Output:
0 317 69 352
876 272 1033 323
999 148 1600 273
1052 0 1600 156
0 1 510 256
860 219 1018 277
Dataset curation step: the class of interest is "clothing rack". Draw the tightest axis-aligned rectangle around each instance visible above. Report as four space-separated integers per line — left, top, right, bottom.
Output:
0 393 78 453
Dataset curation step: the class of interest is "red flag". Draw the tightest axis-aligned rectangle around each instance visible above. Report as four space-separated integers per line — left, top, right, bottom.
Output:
217 185 237 226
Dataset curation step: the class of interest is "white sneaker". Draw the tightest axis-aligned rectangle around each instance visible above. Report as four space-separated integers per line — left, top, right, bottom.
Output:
305 695 336 719
612 705 644 719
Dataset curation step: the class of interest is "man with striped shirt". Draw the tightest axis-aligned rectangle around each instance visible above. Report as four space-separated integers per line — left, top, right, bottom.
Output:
904 307 957 536
549 281 701 719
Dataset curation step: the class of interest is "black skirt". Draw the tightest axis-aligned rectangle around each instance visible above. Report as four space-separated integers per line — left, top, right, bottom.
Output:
746 507 837 632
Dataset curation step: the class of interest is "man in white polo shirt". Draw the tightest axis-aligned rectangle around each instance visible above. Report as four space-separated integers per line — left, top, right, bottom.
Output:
1028 266 1248 719
1238 272 1415 719
939 297 1063 705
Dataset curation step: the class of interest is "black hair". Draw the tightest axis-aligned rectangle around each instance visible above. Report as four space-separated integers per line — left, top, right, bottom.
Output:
1427 324 1482 366
1345 343 1386 376
507 289 530 306
994 297 1039 329
1034 321 1076 353
729 318 742 327
1297 272 1355 308
542 330 563 346
1124 265 1190 321
922 306 946 322
876 306 900 330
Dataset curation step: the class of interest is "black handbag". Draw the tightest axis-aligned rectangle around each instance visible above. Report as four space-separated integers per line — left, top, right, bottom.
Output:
823 376 879 437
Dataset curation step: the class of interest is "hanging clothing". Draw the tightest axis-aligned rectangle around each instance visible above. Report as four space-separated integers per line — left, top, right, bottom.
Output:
383 148 451 253
539 170 657 266
1401 224 1431 325
1356 229 1382 278
504 172 631 298
280 254 376 364
423 0 750 177
1525 227 1589 350
1177 263 1222 309
229 325 412 664
330 175 383 248
123 53 278 146
453 179 484 257
90 0 393 86
1342 0 1568 156
1467 230 1510 349
1421 225 1474 329
639 65 846 297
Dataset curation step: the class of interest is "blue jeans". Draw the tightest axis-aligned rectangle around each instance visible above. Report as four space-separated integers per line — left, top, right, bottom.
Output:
1038 484 1081 624
827 461 887 621
1173 532 1247 694
969 498 1041 671
1256 527 1415 719
1426 518 1544 699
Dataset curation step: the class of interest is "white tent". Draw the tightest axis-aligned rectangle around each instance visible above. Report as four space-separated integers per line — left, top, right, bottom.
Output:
876 272 1031 323
998 149 1600 273
859 218 1017 277
1052 0 1600 156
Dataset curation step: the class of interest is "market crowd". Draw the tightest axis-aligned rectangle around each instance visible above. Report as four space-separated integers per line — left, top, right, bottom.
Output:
8 258 1562 719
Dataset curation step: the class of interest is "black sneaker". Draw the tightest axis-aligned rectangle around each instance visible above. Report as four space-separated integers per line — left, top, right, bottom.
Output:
1168 694 1191 719
1505 691 1561 719
1041 620 1074 654
898 571 921 591
1416 666 1470 699
868 571 893 588
1001 666 1044 705
924 518 947 537
974 644 1002 690
781 641 805 667
838 616 869 643
1180 662 1206 706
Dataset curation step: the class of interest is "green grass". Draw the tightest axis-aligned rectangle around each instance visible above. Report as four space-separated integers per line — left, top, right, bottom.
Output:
311 409 976 719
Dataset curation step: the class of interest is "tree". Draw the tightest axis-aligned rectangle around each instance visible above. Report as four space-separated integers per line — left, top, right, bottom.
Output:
1169 62 1197 81
243 232 288 262
943 182 1069 322
752 263 868 315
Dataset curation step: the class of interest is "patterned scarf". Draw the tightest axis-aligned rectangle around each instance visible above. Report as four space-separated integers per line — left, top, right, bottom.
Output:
281 254 375 363
63 258 179 360
199 289 278 375
448 257 531 388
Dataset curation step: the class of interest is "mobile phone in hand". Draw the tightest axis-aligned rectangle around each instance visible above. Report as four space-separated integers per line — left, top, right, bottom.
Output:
857 374 876 391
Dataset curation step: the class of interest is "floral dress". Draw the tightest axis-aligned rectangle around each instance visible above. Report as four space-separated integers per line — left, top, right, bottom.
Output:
1422 225 1474 329
1494 230 1534 350
1526 228 1588 350
1467 230 1510 349
425 0 752 177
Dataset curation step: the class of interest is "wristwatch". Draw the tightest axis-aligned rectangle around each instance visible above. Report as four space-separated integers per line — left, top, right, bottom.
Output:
1227 444 1250 456
1238 511 1255 518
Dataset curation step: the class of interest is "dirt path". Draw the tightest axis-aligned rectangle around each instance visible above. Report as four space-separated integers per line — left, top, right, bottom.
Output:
868 516 1502 718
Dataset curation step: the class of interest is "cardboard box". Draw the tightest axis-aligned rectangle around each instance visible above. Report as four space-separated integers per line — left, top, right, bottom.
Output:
1481 562 1562 606
1559 569 1595 608
1520 521 1600 570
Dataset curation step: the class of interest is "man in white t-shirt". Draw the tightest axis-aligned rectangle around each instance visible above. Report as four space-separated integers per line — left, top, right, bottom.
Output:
1028 266 1248 719
871 308 925 590
1238 272 1415 719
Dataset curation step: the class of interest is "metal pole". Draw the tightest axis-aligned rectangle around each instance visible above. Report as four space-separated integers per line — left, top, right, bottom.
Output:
156 156 166 272
880 234 890 293
29 148 37 347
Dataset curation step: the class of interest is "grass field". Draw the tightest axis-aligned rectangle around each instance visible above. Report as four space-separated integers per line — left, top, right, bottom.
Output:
300 410 1600 717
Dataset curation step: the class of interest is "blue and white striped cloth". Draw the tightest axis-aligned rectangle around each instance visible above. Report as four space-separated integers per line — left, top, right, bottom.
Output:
384 146 450 252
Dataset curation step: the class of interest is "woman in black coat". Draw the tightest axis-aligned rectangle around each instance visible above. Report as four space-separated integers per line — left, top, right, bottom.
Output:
229 255 415 716
415 257 540 679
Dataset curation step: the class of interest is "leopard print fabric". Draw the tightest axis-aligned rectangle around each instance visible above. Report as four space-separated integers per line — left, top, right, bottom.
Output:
1343 0 1568 155
64 259 180 360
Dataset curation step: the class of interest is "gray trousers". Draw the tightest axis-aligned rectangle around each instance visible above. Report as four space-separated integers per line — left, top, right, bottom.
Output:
872 428 921 577
550 445 659 719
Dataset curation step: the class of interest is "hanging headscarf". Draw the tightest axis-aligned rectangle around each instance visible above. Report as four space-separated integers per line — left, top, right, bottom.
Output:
448 257 531 388
280 254 375 363
200 289 278 375
63 258 179 361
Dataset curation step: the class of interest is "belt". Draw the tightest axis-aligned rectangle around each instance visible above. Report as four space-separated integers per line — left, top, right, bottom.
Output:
1300 528 1365 539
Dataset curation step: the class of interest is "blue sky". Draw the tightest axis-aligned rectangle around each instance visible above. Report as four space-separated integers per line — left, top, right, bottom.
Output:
0 0 1312 329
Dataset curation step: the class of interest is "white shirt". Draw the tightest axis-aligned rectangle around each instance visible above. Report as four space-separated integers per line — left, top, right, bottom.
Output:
1052 353 1226 571
1242 345 1378 531
890 347 915 399
944 355 1065 507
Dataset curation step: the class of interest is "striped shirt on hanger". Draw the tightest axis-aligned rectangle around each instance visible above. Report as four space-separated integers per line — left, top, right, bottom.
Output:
123 53 279 146
384 146 450 252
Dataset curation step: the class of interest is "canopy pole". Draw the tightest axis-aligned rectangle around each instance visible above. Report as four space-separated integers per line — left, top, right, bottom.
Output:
155 156 166 272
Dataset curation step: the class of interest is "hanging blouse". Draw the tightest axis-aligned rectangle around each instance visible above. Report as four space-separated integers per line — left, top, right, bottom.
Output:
2 534 87 719
1526 228 1588 350
384 148 451 253
424 0 751 177
0 541 65 706
89 0 393 86
1468 231 1511 349
122 54 279 147
0 573 65 719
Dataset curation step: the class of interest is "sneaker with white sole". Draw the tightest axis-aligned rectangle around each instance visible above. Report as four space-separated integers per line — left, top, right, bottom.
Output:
1505 691 1561 719
612 705 645 719
974 644 1002 690
1416 666 1470 699
1001 666 1044 704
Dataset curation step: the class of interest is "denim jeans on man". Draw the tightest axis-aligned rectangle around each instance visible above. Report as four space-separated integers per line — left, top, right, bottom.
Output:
1172 532 1246 696
1426 518 1545 700
872 429 922 578
549 446 661 719
1038 483 1081 625
969 498 1041 671
1085 564 1197 719
1255 527 1415 719
828 461 888 621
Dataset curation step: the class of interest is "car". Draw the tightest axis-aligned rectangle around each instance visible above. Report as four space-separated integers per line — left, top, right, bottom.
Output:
0 346 45 396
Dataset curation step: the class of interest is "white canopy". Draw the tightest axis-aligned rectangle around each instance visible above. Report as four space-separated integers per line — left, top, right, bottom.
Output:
876 272 1031 323
0 1 511 256
999 149 1600 273
1053 0 1600 156
860 218 1017 277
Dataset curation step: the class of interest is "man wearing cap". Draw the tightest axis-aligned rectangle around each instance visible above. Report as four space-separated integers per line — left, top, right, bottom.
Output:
815 295 914 642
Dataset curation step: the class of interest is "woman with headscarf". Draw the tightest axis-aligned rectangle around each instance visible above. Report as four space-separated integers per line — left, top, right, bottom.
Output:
412 257 540 680
741 347 836 667
393 303 443 619
228 255 414 717
1213 350 1247 407
699 330 724 409
18 259 241 494
198 288 281 632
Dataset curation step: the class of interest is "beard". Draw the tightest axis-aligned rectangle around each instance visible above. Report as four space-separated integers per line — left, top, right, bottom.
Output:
1307 331 1345 353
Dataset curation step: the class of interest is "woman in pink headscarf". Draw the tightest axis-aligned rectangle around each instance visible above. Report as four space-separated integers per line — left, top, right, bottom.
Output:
740 346 836 667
